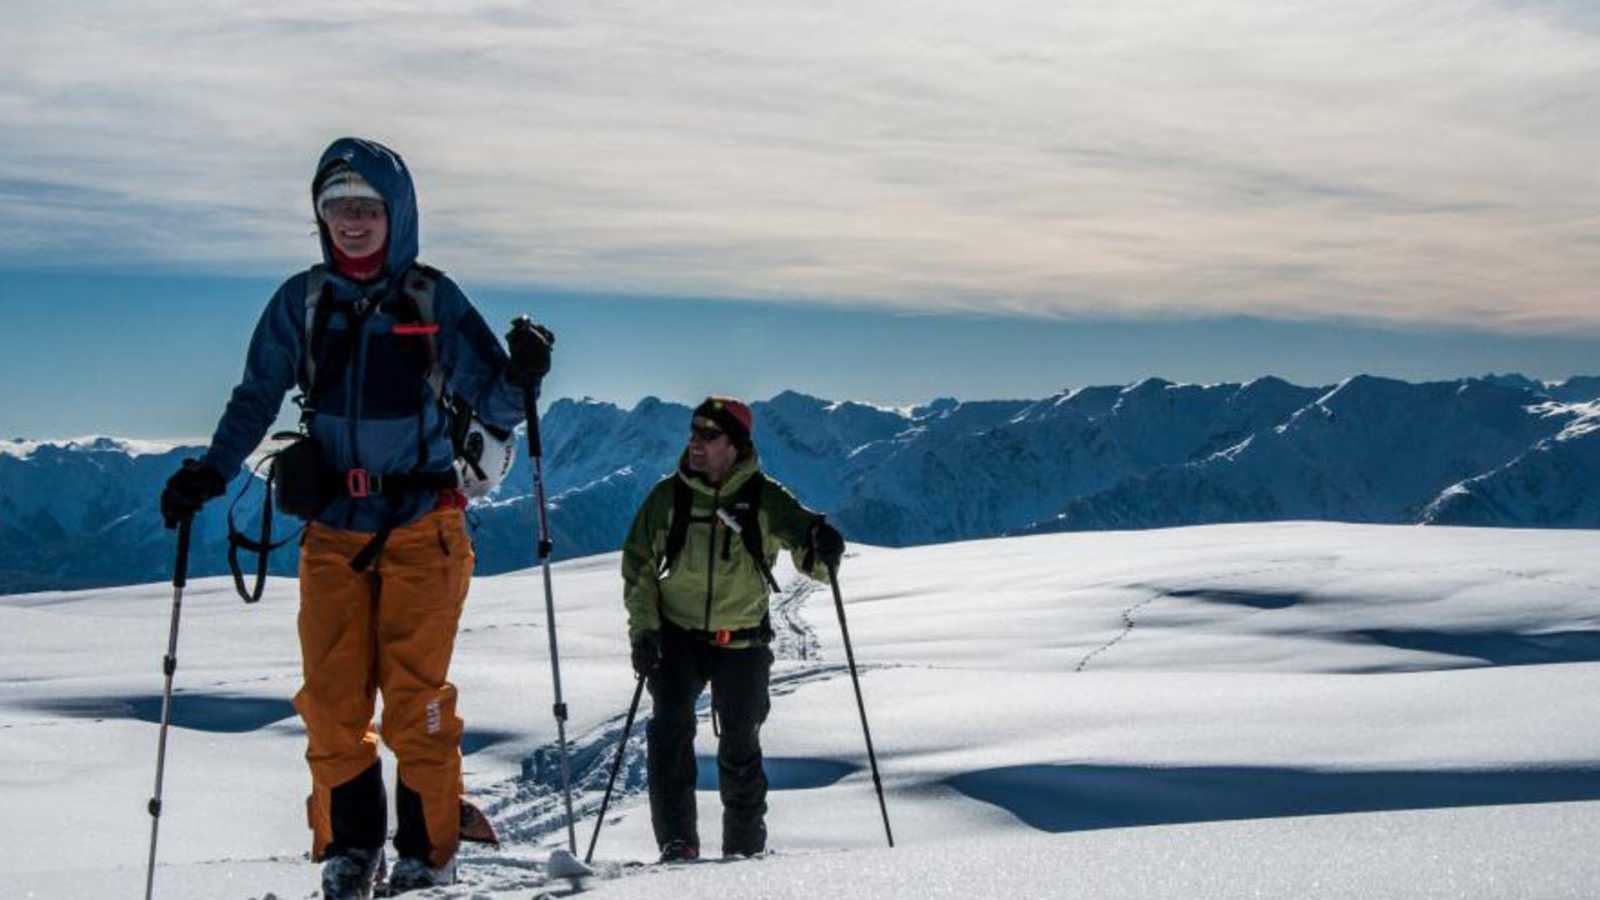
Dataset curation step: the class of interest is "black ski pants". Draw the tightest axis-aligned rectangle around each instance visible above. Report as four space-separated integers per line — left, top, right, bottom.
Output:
646 621 773 856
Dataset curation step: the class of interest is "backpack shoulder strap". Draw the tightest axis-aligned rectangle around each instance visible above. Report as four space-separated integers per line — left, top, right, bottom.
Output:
661 476 694 576
301 265 331 393
730 472 779 591
400 264 447 404
730 471 766 537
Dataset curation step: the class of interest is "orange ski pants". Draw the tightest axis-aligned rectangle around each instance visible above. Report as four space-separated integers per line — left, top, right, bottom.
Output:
294 507 474 868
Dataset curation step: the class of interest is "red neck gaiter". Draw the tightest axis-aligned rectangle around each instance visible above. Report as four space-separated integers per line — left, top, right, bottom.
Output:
331 243 386 282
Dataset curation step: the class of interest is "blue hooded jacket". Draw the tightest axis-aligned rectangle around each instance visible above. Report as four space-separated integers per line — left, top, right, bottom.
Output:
201 137 531 533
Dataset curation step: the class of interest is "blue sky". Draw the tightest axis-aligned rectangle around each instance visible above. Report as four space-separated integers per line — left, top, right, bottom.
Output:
3 2 1599 439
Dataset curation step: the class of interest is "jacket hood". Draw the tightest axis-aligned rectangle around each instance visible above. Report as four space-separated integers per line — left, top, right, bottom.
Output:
676 449 762 497
312 137 419 276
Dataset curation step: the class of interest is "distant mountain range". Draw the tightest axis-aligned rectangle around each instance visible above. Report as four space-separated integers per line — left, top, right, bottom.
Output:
3 373 1597 595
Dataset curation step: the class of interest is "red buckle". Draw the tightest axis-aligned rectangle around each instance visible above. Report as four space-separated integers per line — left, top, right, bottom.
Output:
347 469 371 498
713 629 732 646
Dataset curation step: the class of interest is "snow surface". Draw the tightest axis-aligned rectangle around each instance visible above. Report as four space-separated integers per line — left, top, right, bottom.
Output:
4 523 1600 898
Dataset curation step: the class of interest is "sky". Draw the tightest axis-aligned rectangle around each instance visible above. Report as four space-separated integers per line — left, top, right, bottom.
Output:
3 1 1600 438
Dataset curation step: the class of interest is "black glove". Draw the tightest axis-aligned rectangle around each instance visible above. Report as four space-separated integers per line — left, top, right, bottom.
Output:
631 631 662 678
160 459 227 529
811 519 845 571
506 316 554 389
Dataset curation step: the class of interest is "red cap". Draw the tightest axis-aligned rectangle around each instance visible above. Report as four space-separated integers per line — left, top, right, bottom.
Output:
693 396 754 446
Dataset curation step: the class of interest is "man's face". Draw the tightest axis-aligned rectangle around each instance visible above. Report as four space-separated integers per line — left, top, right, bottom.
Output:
323 197 388 258
686 417 739 483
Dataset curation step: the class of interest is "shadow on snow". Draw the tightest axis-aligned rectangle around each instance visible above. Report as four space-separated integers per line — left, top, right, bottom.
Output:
1165 588 1305 610
25 692 519 754
947 764 1600 832
1357 629 1600 667
695 756 860 791
25 693 298 733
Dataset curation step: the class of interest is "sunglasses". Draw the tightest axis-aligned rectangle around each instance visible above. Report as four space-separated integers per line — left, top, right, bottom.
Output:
322 197 386 220
689 425 726 443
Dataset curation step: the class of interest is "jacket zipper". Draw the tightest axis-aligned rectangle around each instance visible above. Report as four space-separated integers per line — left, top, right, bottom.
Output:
703 485 720 631
342 296 369 530
349 293 369 471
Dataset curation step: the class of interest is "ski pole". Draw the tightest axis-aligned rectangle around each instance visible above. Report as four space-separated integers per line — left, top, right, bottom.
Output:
524 389 579 855
145 517 194 900
584 674 647 864
828 565 894 848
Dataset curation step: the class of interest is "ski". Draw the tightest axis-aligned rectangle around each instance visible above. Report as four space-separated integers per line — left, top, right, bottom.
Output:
460 798 500 847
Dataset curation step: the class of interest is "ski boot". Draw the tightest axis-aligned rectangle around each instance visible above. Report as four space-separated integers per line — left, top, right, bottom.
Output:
386 855 457 893
658 839 700 863
321 846 383 900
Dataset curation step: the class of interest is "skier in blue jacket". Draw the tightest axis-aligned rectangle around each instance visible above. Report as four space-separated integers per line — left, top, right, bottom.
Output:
160 137 552 898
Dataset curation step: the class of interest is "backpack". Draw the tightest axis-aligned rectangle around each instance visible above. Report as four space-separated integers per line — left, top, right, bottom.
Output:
301 264 514 496
660 471 781 593
225 264 508 603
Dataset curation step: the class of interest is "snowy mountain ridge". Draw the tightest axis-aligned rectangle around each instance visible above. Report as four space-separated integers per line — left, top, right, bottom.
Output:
3 373 1598 594
0 435 187 458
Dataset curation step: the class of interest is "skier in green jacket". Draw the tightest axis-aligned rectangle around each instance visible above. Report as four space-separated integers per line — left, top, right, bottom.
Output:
620 396 845 861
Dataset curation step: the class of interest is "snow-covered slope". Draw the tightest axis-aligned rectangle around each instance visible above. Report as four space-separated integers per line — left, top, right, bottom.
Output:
5 523 1600 898
7 374 1600 594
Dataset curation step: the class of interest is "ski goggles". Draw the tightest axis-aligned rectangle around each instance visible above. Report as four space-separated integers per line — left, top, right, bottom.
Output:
321 197 386 220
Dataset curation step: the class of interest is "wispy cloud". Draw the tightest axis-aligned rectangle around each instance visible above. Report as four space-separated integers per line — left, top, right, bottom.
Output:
3 0 1599 331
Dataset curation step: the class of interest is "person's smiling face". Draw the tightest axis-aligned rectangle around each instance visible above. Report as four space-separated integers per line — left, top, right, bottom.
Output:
322 197 388 258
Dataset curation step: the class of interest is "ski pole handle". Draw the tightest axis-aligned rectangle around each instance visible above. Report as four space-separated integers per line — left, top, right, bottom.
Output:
174 517 192 588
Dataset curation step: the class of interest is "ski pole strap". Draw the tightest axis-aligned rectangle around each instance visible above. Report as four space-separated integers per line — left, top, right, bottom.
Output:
225 457 301 604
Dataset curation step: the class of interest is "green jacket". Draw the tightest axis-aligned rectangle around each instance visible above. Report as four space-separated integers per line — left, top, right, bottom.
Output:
622 452 830 645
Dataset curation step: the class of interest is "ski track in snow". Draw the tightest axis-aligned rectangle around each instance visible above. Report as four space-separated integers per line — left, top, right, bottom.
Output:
450 568 846 893
1073 592 1158 673
1074 562 1319 673
770 573 823 662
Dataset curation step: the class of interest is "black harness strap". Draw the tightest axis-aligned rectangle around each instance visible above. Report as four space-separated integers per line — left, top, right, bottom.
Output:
346 468 462 572
676 615 775 647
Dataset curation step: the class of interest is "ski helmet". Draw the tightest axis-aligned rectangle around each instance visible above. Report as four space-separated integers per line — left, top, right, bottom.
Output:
454 417 516 499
